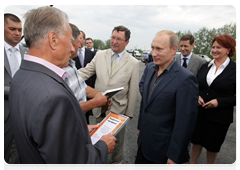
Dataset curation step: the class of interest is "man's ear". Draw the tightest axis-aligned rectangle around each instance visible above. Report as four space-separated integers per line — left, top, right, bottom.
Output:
172 45 178 54
192 43 195 48
48 31 58 50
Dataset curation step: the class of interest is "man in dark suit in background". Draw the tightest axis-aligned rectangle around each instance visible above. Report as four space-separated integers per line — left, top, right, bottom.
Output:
136 30 198 164
9 6 116 164
148 52 153 62
86 37 98 55
4 13 28 163
175 34 206 76
73 30 96 124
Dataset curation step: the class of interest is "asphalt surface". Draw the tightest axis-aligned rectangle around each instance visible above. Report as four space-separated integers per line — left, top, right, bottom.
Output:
105 61 236 164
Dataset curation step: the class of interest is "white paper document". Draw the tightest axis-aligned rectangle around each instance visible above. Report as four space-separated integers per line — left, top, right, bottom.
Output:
91 117 121 145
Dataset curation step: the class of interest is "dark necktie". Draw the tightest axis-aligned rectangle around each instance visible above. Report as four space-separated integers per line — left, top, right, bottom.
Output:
183 58 187 68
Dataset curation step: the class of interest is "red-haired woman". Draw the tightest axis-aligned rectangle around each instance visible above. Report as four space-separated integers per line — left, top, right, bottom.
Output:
190 34 236 164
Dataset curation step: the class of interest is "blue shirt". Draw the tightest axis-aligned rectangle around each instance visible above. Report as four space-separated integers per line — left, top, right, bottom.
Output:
111 50 125 65
181 52 192 66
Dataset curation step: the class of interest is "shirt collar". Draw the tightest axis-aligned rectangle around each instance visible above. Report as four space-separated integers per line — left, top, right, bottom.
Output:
68 59 76 67
153 58 176 72
4 41 20 51
79 47 85 52
24 54 67 79
208 57 230 68
111 50 125 58
181 52 192 60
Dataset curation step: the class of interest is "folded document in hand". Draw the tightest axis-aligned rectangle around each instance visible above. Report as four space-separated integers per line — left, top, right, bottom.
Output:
90 112 129 145
102 87 124 100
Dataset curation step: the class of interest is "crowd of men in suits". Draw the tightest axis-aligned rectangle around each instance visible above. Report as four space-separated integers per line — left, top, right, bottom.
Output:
5 6 228 164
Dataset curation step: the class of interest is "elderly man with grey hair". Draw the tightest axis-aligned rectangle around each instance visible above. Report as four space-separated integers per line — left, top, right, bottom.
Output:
9 6 116 164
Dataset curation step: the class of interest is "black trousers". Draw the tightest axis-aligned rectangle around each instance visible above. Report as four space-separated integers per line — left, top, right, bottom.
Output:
4 115 13 163
135 145 169 170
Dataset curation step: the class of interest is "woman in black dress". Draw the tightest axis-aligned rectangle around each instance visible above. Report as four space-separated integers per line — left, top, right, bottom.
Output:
190 34 236 164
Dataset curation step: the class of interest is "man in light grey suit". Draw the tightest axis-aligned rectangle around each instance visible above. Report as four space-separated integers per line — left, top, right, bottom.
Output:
175 34 206 76
4 13 28 163
78 25 139 164
9 6 116 164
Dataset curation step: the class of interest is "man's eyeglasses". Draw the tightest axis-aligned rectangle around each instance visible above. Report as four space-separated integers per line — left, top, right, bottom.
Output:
111 36 125 42
86 42 93 44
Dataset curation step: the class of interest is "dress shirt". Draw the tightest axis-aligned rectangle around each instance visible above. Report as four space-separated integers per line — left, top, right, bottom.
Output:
111 50 125 65
4 41 22 72
181 52 192 66
78 47 85 60
24 54 67 79
206 57 230 86
62 59 87 103
148 58 176 101
91 48 95 52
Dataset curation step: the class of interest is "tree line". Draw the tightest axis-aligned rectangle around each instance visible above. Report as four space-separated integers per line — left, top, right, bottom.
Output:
176 22 236 61
92 22 236 61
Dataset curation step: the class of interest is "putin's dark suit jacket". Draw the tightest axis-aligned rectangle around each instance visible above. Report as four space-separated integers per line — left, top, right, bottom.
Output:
137 61 199 163
9 59 108 163
197 60 236 124
73 47 96 88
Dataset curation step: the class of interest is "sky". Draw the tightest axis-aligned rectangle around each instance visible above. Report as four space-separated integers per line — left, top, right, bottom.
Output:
3 3 237 51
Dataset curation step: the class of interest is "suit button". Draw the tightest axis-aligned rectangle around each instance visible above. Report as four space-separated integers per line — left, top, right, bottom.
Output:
206 93 208 95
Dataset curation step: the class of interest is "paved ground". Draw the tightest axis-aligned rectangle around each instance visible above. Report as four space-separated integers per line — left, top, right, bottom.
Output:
104 61 236 164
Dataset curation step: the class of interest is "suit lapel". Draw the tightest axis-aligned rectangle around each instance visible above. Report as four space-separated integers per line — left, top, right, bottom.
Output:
73 56 82 69
19 45 28 59
200 64 211 87
4 45 28 78
110 51 128 77
4 48 12 77
105 50 112 76
210 60 235 87
147 62 178 105
187 54 197 71
84 48 89 67
142 66 155 106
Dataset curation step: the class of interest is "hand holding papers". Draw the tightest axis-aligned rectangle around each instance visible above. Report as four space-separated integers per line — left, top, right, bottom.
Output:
102 87 124 100
99 132 116 154
90 112 129 145
101 87 124 113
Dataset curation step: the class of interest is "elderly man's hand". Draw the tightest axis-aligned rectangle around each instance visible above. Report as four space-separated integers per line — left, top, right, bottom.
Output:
87 124 99 134
100 132 117 154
